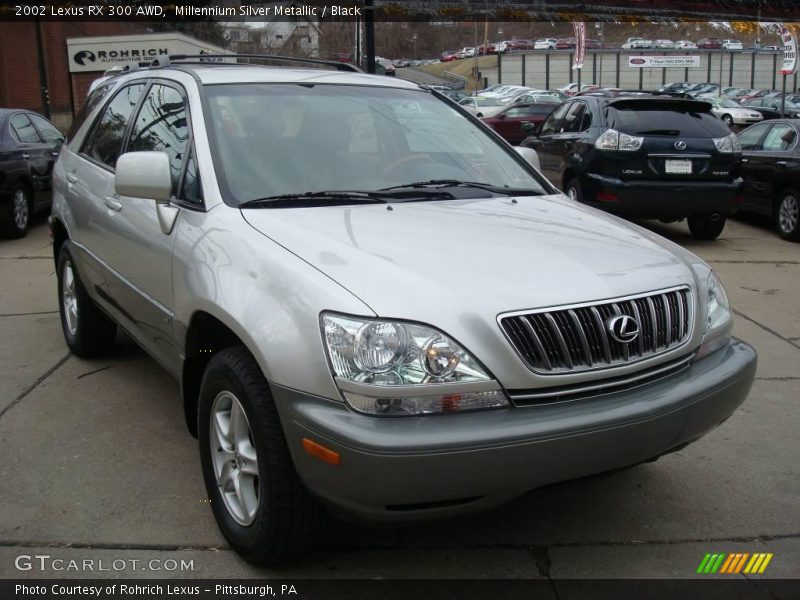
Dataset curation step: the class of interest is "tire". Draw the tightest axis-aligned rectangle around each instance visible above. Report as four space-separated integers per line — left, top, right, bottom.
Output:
688 214 727 240
57 245 118 358
775 189 800 241
198 346 322 566
565 178 582 202
721 114 734 128
2 184 32 238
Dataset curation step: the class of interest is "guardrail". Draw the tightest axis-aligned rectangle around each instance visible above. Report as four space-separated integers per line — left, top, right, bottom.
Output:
442 70 467 89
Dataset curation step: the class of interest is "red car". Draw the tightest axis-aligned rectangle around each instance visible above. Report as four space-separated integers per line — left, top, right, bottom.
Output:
556 38 576 49
698 37 722 49
480 102 560 145
510 39 535 50
477 43 496 55
440 50 458 62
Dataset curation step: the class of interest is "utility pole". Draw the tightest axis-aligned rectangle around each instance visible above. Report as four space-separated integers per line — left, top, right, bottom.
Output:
365 0 375 74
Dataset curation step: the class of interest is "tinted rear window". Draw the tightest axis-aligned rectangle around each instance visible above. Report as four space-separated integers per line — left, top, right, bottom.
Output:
607 102 729 138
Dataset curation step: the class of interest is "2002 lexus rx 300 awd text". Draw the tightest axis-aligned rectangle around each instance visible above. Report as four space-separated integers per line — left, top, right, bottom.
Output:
50 56 757 566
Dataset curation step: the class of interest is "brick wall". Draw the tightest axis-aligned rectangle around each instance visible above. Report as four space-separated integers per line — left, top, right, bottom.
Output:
0 21 146 129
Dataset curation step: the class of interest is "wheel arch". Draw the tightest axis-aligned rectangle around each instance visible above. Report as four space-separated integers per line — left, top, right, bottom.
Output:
181 309 264 438
50 217 70 268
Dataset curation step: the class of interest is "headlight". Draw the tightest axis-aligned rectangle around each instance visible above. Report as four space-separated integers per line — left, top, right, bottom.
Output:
713 132 741 153
595 128 643 151
322 313 509 416
696 271 733 360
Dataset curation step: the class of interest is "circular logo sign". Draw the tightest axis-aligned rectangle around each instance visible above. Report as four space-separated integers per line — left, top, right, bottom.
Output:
606 315 640 344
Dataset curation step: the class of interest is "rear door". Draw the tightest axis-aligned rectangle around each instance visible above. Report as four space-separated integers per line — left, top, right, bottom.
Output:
604 98 735 184
742 122 799 216
27 113 65 210
8 113 51 209
70 81 148 305
739 122 773 214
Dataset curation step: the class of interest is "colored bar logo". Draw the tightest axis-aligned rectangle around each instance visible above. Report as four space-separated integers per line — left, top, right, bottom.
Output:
697 553 773 574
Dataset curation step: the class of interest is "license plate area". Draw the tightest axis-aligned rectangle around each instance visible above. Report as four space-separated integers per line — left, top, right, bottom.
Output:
665 159 692 174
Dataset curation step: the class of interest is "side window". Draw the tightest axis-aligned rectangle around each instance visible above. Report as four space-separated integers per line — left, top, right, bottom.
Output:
29 114 64 146
503 107 527 118
179 147 203 205
66 82 114 143
10 114 43 144
128 84 189 194
561 102 586 133
761 124 797 152
539 102 569 136
82 83 146 168
737 124 770 151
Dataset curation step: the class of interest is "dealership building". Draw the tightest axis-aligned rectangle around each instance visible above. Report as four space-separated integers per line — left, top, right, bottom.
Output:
0 24 227 130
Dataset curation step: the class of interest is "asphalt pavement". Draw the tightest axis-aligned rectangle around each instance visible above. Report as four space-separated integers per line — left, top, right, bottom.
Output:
0 213 798 590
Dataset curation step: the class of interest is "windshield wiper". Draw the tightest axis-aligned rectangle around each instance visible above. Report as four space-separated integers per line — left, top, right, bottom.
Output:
239 188 458 208
239 191 391 208
380 179 543 196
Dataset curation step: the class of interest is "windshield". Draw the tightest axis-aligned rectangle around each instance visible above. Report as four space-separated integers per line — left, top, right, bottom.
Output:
714 98 741 108
205 84 546 205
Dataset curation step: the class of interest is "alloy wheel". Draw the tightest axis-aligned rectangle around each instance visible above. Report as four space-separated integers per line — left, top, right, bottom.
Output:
13 189 29 230
210 391 260 526
779 194 799 235
61 260 78 336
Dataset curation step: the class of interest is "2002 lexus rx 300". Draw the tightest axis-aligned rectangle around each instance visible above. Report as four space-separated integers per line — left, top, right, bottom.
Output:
50 56 757 565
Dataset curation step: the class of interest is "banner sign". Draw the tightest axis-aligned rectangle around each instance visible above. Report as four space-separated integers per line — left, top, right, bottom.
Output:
780 26 797 75
572 22 586 70
628 55 701 68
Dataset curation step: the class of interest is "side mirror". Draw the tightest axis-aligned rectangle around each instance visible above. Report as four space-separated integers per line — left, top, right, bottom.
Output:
115 151 171 202
521 122 540 136
515 146 540 171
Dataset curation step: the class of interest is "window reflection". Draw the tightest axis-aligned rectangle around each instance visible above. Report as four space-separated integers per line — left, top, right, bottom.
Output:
128 85 188 194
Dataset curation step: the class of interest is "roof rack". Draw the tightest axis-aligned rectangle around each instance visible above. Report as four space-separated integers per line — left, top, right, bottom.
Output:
151 54 363 73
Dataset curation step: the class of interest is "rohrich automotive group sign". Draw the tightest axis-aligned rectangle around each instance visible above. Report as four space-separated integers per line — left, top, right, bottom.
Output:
66 32 229 73
628 56 701 68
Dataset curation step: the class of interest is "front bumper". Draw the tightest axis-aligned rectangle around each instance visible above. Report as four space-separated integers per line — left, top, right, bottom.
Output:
732 115 764 125
276 338 756 522
581 173 743 219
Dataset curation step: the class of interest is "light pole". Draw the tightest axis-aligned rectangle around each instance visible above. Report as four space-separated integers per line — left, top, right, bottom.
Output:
595 22 604 87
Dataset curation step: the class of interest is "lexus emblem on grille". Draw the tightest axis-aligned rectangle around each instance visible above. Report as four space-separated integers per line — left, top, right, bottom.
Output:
674 140 687 150
606 315 640 344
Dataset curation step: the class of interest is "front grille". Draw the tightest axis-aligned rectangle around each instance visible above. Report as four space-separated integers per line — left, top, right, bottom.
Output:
499 287 692 374
509 353 694 406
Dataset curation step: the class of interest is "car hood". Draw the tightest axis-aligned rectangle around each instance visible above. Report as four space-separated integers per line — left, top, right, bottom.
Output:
242 194 699 321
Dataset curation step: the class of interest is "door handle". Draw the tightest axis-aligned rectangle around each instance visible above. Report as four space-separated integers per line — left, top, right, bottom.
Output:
104 196 123 212
66 173 78 184
776 160 788 166
21 153 30 160
50 151 60 158
741 158 749 163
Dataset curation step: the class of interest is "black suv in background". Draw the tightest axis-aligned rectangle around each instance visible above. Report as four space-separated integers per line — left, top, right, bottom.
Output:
521 96 743 239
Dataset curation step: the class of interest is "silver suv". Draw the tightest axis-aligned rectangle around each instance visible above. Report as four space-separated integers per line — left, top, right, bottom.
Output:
50 56 757 565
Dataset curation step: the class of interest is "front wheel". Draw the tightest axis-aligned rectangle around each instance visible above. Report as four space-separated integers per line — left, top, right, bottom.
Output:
721 114 734 128
688 214 727 240
565 178 582 203
198 346 322 565
775 189 800 241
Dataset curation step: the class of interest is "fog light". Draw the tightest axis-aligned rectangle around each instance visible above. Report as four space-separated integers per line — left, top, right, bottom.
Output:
343 390 510 416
